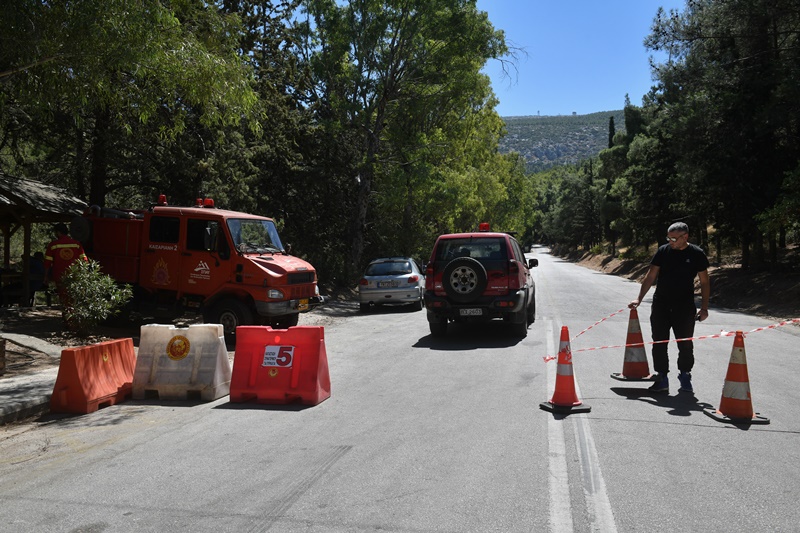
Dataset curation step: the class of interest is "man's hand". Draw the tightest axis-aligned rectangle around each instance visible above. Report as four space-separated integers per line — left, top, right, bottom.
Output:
629 300 640 309
696 309 709 322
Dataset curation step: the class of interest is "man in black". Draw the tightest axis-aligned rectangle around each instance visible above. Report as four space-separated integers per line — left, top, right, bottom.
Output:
629 222 710 393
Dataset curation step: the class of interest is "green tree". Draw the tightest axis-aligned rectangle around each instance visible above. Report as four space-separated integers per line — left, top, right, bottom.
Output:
1 1 257 205
298 0 509 279
646 0 800 268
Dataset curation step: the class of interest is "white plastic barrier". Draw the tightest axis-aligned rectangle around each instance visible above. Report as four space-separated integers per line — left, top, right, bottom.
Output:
132 324 232 401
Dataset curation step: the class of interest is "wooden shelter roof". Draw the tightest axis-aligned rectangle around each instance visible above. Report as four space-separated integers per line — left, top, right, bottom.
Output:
0 173 87 225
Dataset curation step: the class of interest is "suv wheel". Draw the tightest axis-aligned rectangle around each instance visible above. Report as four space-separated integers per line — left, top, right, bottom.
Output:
512 307 528 337
442 257 487 303
527 291 536 323
429 316 448 337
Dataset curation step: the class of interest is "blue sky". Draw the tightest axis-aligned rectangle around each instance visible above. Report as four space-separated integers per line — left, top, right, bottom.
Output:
475 1 687 117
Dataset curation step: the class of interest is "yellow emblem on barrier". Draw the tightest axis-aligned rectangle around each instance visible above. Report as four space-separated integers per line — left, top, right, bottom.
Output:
166 335 191 361
269 368 279 378
102 350 110 362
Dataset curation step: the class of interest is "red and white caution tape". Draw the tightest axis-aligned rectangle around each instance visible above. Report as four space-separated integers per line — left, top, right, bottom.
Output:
571 308 628 340
542 317 800 363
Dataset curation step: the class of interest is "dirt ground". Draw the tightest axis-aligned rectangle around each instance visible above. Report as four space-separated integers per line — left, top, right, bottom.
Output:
1 256 798 379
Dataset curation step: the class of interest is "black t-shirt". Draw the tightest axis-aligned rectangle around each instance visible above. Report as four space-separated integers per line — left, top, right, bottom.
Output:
651 243 710 301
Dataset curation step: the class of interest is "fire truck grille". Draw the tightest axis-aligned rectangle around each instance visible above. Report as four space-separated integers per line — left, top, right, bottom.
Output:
288 272 315 285
288 285 314 299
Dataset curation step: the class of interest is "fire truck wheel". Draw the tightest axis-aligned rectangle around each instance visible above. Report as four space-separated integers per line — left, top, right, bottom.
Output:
207 299 253 337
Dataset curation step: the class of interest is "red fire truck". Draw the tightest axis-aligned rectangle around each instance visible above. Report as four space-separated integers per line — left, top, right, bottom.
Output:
71 195 323 336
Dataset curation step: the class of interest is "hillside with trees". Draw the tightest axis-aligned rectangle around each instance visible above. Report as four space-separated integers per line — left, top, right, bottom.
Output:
532 1 800 272
499 111 625 172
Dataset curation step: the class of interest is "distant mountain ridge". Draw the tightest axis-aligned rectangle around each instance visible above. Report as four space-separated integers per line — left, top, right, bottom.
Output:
499 110 625 173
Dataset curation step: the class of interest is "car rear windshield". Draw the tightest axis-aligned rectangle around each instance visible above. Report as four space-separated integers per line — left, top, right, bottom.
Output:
365 261 413 276
434 237 508 261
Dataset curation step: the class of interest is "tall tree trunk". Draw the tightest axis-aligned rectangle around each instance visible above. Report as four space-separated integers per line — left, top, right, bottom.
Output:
402 167 414 257
741 231 751 270
753 228 765 270
348 168 371 282
89 107 110 206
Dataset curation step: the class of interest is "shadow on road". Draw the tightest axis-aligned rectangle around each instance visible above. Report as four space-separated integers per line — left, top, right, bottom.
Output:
610 386 714 418
413 320 535 351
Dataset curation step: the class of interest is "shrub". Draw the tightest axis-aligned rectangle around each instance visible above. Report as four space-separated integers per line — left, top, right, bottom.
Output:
59 259 133 336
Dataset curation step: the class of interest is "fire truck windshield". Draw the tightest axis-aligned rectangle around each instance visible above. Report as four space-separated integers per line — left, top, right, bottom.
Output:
227 219 284 254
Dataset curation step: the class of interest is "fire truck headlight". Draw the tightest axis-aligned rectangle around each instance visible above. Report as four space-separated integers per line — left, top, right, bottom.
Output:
267 289 284 299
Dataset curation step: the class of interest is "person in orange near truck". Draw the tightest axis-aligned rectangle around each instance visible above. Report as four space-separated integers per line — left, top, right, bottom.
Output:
43 223 87 296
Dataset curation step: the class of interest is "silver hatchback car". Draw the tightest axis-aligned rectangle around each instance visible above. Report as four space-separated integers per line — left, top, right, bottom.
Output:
358 257 425 312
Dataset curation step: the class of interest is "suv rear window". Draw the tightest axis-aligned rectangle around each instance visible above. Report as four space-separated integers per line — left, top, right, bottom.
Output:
434 237 508 261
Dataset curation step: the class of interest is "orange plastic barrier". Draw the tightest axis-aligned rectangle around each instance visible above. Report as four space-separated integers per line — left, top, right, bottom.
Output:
611 308 657 382
704 331 769 424
540 326 590 414
50 338 136 414
230 326 331 406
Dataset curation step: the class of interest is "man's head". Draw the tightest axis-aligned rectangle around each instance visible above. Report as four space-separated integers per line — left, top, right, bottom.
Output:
53 223 69 236
666 222 689 250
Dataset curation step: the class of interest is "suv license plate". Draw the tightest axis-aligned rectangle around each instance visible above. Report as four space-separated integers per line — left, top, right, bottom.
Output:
459 308 483 316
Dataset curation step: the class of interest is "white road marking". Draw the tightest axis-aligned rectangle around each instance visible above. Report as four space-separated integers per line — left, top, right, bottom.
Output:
547 318 574 533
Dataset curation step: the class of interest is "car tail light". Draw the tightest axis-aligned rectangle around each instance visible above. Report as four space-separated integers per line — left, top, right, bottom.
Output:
359 278 368 286
407 275 419 283
425 264 435 290
508 260 521 290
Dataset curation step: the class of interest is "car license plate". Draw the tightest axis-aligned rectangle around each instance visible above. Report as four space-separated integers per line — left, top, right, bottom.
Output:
378 280 399 288
459 308 483 316
298 298 309 311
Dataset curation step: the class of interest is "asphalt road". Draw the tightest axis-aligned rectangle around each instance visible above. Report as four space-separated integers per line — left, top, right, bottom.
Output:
1 247 798 532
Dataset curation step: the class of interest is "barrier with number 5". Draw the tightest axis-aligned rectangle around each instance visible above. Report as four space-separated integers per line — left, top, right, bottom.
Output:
230 326 331 406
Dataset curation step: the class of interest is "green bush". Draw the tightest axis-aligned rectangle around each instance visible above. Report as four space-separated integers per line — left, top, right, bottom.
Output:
59 259 133 335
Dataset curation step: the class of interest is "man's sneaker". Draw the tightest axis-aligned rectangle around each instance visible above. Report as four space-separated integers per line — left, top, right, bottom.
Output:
678 372 693 392
648 374 669 392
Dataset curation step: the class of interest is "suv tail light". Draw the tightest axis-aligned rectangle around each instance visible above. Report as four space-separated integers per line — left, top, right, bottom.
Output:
359 278 368 286
508 260 521 290
425 264 435 290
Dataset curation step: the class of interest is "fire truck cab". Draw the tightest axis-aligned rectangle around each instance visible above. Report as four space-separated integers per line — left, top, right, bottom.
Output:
73 195 323 336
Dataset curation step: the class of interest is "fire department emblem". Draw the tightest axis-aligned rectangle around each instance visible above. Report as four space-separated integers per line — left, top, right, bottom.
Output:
59 248 75 261
152 257 171 285
166 335 191 361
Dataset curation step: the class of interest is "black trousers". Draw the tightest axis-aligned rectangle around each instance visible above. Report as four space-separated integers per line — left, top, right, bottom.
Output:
650 297 697 375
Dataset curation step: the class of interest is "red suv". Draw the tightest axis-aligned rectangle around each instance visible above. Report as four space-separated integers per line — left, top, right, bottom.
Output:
423 224 538 337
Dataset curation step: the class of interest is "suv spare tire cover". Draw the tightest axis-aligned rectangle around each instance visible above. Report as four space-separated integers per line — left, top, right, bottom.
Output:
442 257 488 303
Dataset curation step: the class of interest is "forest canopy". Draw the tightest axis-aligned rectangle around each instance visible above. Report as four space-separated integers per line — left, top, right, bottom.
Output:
1 0 798 285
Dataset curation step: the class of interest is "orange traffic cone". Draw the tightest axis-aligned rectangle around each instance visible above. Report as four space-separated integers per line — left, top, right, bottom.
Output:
611 307 657 381
704 331 769 424
540 326 591 414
